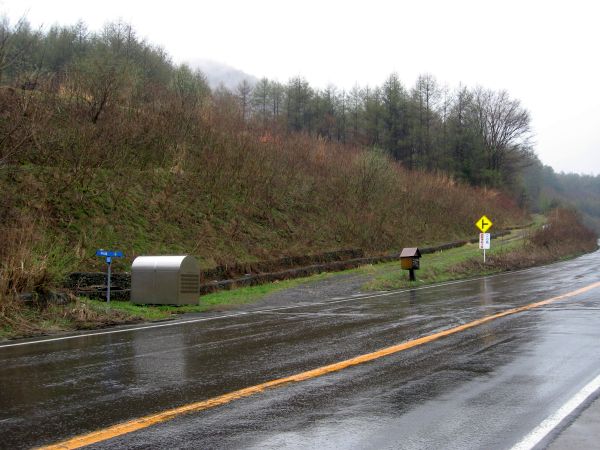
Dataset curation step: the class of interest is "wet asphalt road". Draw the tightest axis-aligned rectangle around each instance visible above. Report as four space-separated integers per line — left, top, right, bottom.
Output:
2 252 600 449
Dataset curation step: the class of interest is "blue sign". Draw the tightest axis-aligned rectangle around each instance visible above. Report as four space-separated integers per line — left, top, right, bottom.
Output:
96 250 124 258
95 250 123 304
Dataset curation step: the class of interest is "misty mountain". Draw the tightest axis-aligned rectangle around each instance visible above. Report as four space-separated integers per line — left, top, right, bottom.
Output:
188 59 258 90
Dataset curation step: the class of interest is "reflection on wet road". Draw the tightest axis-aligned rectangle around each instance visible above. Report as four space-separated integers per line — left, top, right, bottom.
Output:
2 251 600 449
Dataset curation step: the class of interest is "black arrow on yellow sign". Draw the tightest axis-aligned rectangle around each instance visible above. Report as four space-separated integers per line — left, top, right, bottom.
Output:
475 215 493 233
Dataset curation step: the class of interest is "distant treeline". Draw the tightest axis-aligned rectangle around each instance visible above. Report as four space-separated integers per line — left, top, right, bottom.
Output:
2 19 534 186
0 17 594 221
523 162 600 230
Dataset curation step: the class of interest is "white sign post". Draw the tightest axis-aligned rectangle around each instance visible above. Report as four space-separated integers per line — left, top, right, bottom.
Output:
479 233 491 263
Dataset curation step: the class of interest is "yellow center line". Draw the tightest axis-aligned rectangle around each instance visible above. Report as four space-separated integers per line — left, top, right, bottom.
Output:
39 281 600 450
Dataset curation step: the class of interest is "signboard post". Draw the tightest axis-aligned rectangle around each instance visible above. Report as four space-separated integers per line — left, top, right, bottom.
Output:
475 215 493 263
95 249 123 304
479 232 491 263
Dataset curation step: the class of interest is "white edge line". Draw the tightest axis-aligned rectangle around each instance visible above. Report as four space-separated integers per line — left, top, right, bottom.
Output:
511 373 600 450
0 266 541 349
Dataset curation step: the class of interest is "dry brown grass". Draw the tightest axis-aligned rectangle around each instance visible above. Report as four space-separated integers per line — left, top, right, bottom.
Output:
59 301 143 330
0 216 51 327
1 84 526 289
1 298 142 339
0 222 50 295
456 208 598 273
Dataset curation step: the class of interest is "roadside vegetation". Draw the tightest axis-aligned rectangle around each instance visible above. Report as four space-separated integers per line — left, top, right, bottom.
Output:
522 165 600 233
455 208 597 274
364 209 597 291
2 208 595 339
0 18 596 339
83 271 336 321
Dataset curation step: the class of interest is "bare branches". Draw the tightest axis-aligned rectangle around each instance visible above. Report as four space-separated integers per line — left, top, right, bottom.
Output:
0 17 537 192
470 87 533 177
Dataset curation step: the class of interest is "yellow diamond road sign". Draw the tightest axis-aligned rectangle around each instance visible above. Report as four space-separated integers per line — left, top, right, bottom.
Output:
476 215 493 233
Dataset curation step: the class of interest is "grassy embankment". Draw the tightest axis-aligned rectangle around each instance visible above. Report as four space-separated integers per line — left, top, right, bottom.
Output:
84 209 596 322
1 85 530 338
0 208 595 340
1 21 595 339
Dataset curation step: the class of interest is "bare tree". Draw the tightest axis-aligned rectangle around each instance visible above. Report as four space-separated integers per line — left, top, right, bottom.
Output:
470 87 533 178
411 74 440 169
236 79 252 122
252 77 270 127
0 16 37 85
349 84 363 143
270 81 284 119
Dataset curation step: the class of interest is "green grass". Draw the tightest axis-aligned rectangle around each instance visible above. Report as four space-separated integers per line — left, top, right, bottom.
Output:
358 229 530 291
8 215 587 342
83 271 336 321
82 299 174 321
84 228 534 322
531 213 547 227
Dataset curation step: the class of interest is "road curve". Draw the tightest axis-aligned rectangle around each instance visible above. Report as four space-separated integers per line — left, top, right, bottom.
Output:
2 251 600 449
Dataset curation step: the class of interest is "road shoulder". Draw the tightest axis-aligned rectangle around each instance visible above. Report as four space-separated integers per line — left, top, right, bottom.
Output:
547 394 600 449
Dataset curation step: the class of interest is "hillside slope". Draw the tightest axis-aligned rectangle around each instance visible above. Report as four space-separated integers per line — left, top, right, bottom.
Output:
0 87 526 295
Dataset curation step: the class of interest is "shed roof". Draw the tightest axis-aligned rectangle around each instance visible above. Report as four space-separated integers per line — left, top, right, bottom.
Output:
400 247 421 258
132 255 193 270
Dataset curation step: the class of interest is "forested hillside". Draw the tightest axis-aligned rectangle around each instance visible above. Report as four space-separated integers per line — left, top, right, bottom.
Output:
2 19 536 191
523 160 600 231
0 17 561 299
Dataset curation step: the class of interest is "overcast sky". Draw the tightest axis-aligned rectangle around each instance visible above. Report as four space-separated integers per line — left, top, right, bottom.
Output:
3 0 599 175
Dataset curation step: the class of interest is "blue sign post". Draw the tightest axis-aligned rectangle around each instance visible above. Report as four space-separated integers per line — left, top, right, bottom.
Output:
96 249 124 304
